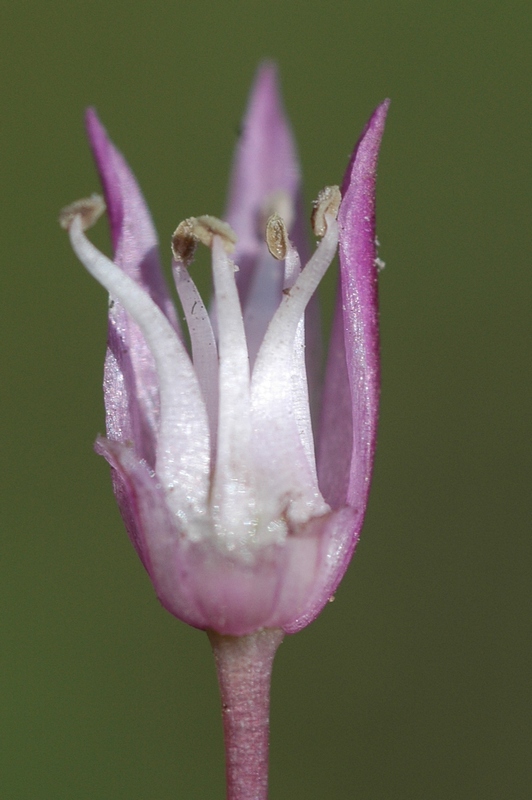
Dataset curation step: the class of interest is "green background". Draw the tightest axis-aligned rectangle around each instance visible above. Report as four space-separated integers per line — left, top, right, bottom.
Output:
1 1 530 797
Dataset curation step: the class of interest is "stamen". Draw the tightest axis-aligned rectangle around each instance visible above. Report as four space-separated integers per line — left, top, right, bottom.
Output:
251 217 339 522
59 194 106 232
278 214 338 320
264 217 315 492
311 185 341 237
266 213 289 261
171 219 198 267
241 195 295 367
283 242 301 289
265 217 309 466
280 242 316 476
210 236 256 548
65 213 210 519
172 258 219 446
172 216 236 267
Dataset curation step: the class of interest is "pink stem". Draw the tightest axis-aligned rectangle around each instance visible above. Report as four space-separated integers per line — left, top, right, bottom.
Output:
208 628 284 800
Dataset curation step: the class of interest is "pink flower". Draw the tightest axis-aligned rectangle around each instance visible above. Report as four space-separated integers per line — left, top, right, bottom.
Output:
61 65 389 637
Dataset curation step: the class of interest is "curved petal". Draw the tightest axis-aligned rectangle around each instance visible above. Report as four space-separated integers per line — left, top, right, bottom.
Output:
85 109 176 314
316 291 353 508
86 109 179 466
225 62 301 268
225 62 303 348
282 506 358 634
94 437 166 578
318 101 389 525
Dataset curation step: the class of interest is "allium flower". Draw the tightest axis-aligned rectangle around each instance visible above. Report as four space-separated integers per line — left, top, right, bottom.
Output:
60 65 388 638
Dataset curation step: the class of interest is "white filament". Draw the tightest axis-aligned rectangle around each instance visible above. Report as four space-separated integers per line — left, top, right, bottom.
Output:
172 259 219 449
210 236 256 548
68 215 210 519
251 217 339 521
282 242 317 478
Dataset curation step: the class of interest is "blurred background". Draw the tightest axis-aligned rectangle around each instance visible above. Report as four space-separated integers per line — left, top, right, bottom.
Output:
1 1 530 797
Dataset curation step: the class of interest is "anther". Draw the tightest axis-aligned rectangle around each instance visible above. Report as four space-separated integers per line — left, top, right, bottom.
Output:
172 215 236 267
171 219 198 266
265 213 290 261
59 194 106 232
311 185 341 237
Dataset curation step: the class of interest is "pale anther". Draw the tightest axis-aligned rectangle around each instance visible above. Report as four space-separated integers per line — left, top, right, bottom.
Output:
59 194 106 232
172 216 236 267
172 219 198 266
266 213 289 261
311 185 341 237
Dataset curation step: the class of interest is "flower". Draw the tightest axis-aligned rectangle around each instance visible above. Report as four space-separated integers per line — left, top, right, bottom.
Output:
61 65 389 636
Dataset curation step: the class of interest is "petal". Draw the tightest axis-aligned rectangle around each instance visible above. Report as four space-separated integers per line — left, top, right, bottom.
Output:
225 63 306 352
86 109 179 465
223 64 314 364
318 101 389 521
85 108 176 312
94 437 206 625
317 294 353 508
281 506 358 633
95 437 161 575
225 62 301 271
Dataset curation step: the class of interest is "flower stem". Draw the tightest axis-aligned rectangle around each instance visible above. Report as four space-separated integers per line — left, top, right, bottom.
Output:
208 628 284 800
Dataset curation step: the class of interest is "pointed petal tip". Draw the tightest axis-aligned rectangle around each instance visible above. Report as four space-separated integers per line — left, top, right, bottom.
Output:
84 105 99 127
253 60 279 90
340 99 390 198
82 105 126 251
84 107 121 176
247 60 285 122
366 98 391 126
369 98 391 135
377 97 391 113
225 60 300 255
84 106 107 151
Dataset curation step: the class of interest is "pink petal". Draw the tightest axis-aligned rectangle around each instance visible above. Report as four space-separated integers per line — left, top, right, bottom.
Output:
316 294 353 508
225 63 305 355
318 100 390 522
86 109 179 466
282 506 358 633
225 63 301 267
85 109 174 308
94 437 164 577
